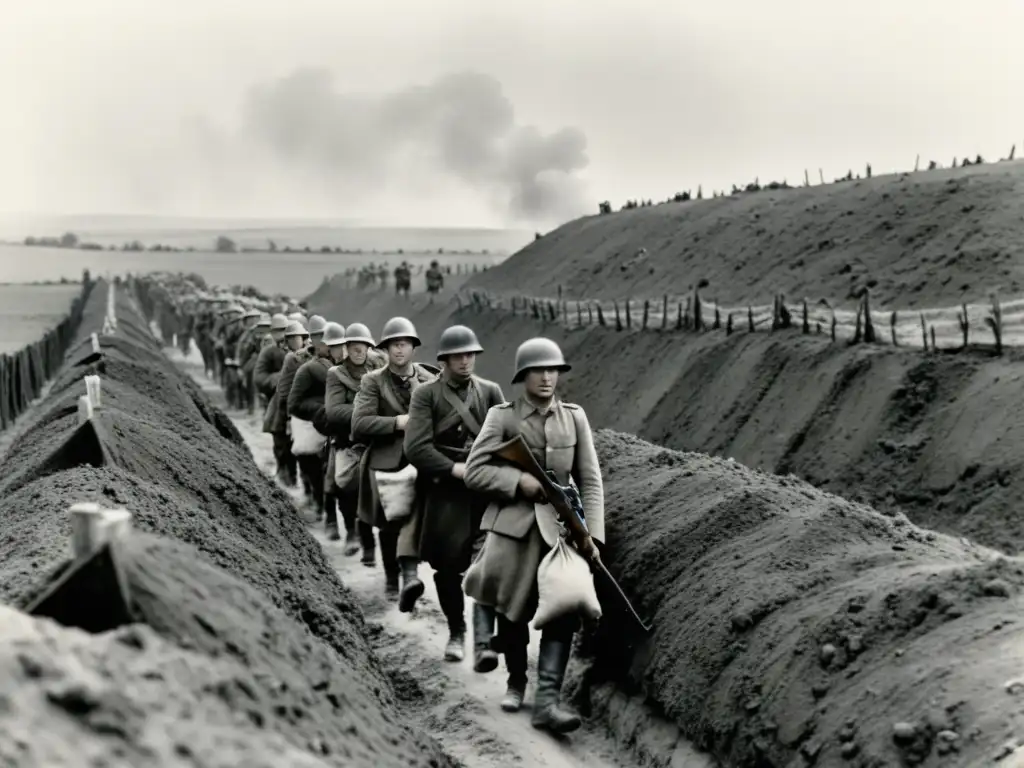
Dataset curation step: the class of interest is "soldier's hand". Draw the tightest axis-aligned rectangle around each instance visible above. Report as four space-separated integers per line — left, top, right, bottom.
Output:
451 462 467 480
579 535 600 562
518 473 545 501
395 414 409 431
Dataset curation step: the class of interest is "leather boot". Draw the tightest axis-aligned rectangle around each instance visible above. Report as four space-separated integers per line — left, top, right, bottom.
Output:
472 604 498 673
435 573 466 662
339 493 360 555
496 617 528 713
398 557 424 613
359 521 376 567
531 636 581 734
323 493 340 541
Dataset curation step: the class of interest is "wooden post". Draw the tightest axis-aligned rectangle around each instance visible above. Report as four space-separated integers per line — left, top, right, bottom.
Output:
576 301 582 327
661 295 669 331
614 301 622 331
890 311 898 345
748 306 755 332
77 395 93 425
91 333 100 354
84 375 102 409
642 299 650 330
625 299 632 329
588 303 594 325
69 502 106 560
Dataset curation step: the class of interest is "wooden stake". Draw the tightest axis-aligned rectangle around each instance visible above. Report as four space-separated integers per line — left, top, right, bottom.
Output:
77 395 93 425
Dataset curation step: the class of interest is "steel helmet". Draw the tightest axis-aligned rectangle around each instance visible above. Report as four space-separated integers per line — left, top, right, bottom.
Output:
378 316 420 348
436 325 484 360
511 337 571 384
222 303 245 316
307 315 328 336
287 311 307 326
284 320 309 338
322 322 347 346
343 322 375 346
243 307 262 320
270 313 290 331
256 313 272 327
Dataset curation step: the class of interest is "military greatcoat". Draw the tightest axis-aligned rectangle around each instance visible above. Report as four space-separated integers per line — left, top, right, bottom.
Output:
403 371 505 573
462 396 605 624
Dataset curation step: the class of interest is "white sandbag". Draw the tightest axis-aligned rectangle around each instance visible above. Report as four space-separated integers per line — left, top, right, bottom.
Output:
376 464 418 522
334 445 365 491
290 416 326 456
532 537 602 631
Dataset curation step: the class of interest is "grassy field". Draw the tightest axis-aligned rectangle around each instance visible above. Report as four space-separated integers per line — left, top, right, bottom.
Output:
0 283 82 354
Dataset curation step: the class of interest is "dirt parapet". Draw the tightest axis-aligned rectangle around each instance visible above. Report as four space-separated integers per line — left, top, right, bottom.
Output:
575 429 1024 767
0 280 455 767
467 162 1024 308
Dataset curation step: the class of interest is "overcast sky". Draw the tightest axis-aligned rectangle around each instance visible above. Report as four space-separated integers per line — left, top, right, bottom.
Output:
2 0 1021 229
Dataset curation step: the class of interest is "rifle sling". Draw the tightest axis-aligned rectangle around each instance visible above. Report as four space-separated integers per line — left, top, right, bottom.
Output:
439 382 483 437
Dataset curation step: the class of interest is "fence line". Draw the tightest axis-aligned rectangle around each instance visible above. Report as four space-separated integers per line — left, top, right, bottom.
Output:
455 287 1017 354
0 278 93 432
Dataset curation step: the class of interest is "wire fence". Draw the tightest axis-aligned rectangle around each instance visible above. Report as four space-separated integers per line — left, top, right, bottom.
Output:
455 286 1019 353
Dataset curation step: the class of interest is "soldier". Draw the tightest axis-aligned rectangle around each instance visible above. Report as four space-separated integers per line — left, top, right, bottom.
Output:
462 338 604 734
403 325 506 666
270 320 312 491
350 317 437 602
324 323 388 550
222 307 249 408
256 315 298 486
426 260 444 303
213 304 244 386
234 309 264 413
288 318 336 520
394 261 412 298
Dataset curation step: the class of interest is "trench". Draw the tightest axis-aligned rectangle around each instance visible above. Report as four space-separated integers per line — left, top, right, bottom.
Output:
162 339 715 768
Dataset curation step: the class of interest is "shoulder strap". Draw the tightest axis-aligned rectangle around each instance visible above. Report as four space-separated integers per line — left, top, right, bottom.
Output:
439 381 483 437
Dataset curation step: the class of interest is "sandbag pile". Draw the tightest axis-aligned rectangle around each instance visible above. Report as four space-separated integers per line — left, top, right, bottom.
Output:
0 279 455 767
577 430 1024 767
0 280 91 432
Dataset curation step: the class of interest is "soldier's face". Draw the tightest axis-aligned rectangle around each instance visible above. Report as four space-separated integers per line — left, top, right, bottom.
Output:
387 339 414 366
524 368 558 399
287 334 306 351
347 342 369 365
311 335 327 354
446 352 476 378
328 344 346 363
271 329 285 342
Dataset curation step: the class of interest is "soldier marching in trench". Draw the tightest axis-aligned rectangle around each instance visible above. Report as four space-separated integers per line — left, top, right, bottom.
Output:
403 324 506 667
276 316 324 508
462 337 605 734
350 316 438 602
233 308 264 413
287 318 338 525
255 315 300 487
323 322 386 549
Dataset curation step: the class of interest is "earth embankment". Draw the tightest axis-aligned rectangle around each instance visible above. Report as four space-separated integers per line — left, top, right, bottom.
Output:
467 162 1024 309
308 285 1024 554
0 279 455 767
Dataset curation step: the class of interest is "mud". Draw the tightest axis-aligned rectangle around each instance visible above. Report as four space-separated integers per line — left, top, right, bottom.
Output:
0 279 455 767
578 430 1024 767
469 162 1024 309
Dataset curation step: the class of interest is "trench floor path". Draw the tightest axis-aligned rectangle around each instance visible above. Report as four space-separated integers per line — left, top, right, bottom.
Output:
166 347 705 768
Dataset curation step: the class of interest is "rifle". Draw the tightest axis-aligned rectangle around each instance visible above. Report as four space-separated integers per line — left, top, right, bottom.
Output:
493 435 651 634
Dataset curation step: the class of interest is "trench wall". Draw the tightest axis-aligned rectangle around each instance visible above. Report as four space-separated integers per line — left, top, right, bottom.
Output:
0 278 455 767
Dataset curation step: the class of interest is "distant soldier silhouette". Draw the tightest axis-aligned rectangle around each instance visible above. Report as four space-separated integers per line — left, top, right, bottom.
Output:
394 261 412 298
426 260 445 303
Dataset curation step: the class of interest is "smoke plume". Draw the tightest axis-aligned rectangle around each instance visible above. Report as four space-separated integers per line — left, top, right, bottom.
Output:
220 68 590 224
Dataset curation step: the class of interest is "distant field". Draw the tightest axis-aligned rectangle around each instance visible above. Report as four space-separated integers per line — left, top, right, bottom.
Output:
0 243 508 299
0 284 81 354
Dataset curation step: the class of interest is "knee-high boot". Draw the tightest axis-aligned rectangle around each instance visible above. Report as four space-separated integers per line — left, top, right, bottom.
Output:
323 492 340 540
493 615 528 713
379 530 400 595
338 492 360 555
472 603 498 674
434 572 466 662
531 622 582 734
398 556 424 613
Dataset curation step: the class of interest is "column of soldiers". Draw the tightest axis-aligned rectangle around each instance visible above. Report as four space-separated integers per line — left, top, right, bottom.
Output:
175 293 607 736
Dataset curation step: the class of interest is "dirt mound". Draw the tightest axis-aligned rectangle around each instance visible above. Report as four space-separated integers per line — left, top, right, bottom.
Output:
574 429 1024 767
0 605 335 767
0 280 455 767
469 162 1024 309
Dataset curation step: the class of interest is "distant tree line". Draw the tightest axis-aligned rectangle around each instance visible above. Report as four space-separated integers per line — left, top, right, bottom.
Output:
20 232 495 257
